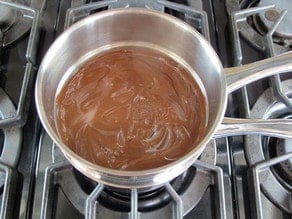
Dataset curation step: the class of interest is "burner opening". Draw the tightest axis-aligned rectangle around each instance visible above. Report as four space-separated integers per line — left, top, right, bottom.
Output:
99 166 196 212
262 113 292 189
73 166 196 212
264 136 292 190
73 168 97 194
99 186 169 212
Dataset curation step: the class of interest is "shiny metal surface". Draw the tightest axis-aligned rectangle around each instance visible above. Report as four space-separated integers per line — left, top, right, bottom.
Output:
31 1 233 214
222 55 292 135
221 31 292 138
35 8 226 188
35 7 292 188
225 51 292 93
215 117 292 139
226 1 292 218
33 1 233 218
85 183 104 219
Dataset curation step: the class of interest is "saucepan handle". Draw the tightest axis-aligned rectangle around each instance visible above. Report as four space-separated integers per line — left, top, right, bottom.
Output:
224 51 292 93
215 118 292 139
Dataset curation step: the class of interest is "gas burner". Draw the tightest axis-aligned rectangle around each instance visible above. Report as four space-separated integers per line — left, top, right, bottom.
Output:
251 0 292 47
0 87 22 217
0 88 22 167
276 138 292 181
95 167 196 212
245 79 292 213
0 0 32 46
263 135 292 188
68 140 217 214
226 0 292 54
257 0 292 39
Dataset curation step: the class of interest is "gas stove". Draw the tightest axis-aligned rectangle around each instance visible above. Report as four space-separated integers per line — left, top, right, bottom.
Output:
0 0 291 218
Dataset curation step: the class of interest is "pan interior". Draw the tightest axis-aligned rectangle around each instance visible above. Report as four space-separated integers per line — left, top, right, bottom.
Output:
53 41 210 171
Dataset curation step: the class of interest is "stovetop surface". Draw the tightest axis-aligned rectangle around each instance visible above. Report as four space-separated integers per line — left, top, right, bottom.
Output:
0 0 291 219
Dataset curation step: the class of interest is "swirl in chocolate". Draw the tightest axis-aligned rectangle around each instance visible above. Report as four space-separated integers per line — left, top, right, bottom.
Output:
55 47 207 171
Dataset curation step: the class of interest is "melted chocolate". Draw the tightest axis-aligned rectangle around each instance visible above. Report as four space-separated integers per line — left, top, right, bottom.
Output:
55 47 207 171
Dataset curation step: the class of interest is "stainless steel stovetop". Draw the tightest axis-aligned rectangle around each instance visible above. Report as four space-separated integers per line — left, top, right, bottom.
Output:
0 0 291 218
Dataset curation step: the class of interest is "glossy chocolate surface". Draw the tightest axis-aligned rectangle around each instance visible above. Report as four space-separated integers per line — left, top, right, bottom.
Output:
56 47 207 170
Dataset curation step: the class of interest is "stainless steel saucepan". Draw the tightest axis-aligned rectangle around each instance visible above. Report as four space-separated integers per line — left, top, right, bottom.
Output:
35 8 292 188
